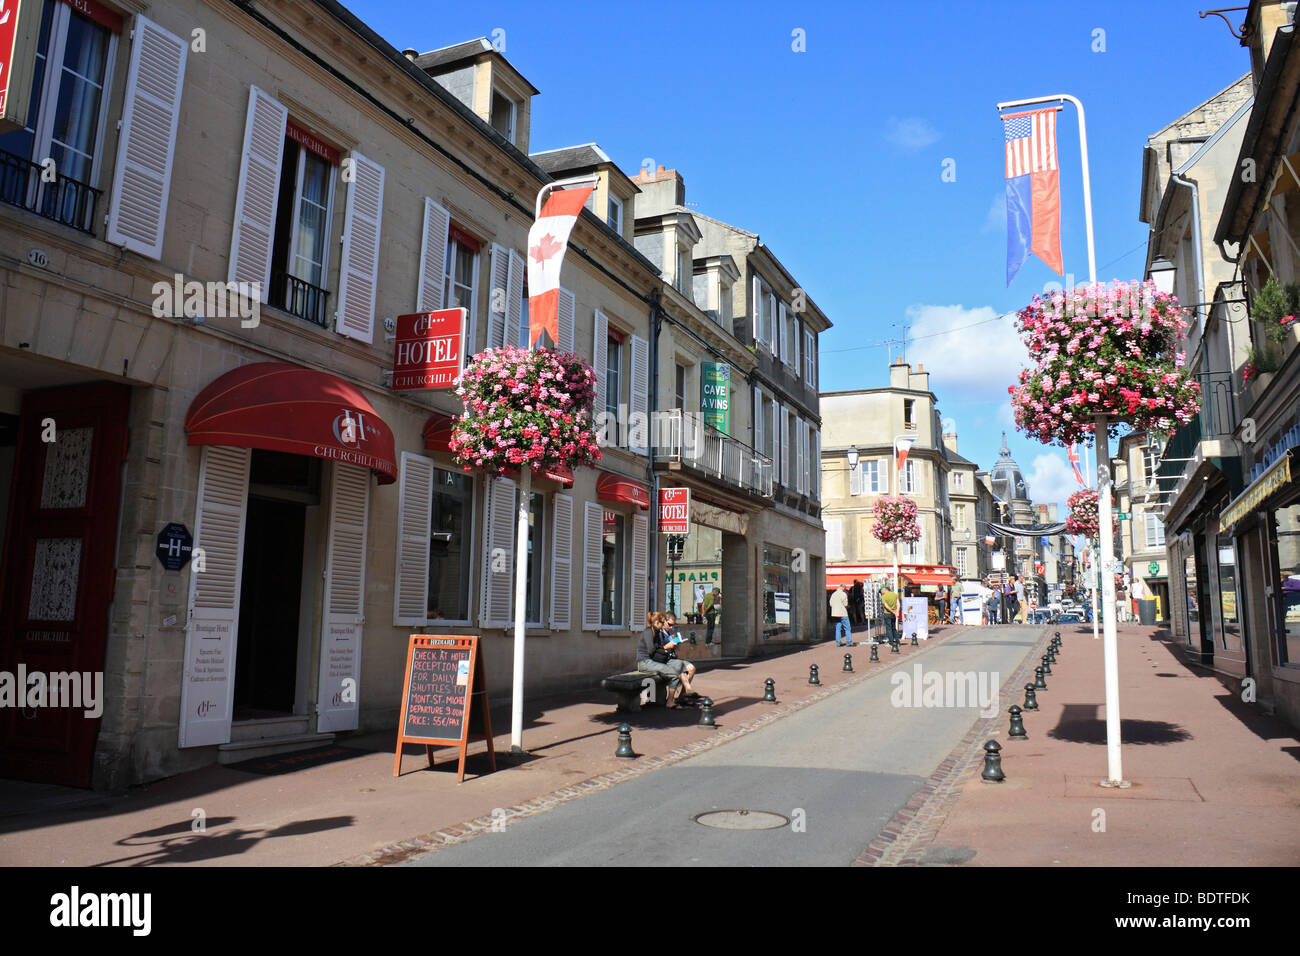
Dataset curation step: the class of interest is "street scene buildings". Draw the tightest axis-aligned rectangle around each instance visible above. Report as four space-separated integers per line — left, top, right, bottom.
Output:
0 0 1297 889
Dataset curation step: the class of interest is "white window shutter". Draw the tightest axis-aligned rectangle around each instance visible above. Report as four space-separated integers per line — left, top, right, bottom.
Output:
316 463 371 732
631 513 648 627
778 301 788 364
582 502 604 631
849 459 862 496
751 276 762 343
479 477 517 628
549 493 574 630
805 329 816 383
505 248 525 348
228 86 287 299
393 452 433 627
779 405 789 487
336 151 384 343
105 16 187 259
178 445 250 748
557 287 576 354
753 388 764 455
593 309 608 434
826 518 844 561
487 243 509 349
797 418 807 494
791 320 802 377
416 198 450 312
630 335 649 455
812 430 820 499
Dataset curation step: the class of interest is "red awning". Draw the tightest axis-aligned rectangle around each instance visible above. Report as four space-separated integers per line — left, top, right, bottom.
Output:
903 571 957 587
186 362 398 484
422 412 456 452
597 471 650 509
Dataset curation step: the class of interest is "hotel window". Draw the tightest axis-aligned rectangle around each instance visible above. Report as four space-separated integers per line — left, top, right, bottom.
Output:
0 0 117 232
608 195 623 233
1144 513 1165 549
269 132 338 326
490 88 517 143
901 459 918 495
601 511 626 627
445 232 478 313
428 469 475 621
606 333 623 419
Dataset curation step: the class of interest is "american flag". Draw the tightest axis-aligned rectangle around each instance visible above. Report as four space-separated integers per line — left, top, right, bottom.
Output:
1003 108 1058 179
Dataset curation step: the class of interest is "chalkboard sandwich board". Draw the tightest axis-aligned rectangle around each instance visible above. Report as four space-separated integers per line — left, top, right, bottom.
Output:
394 635 496 781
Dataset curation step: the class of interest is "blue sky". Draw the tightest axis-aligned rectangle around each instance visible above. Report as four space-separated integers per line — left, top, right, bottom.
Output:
354 0 1249 511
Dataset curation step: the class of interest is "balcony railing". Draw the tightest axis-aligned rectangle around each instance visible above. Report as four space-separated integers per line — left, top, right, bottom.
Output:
1196 370 1237 439
270 270 329 327
1156 411 1201 493
0 148 100 234
655 409 773 498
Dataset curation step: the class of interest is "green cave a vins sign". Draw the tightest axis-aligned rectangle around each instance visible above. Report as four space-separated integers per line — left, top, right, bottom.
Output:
701 362 730 434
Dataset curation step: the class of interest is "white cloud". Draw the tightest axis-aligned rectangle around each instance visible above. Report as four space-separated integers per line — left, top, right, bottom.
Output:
884 116 940 150
904 304 1030 401
1026 452 1080 513
996 400 1015 429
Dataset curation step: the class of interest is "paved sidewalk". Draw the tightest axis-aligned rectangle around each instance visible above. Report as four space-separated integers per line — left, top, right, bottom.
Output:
0 623 946 867
861 623 1300 866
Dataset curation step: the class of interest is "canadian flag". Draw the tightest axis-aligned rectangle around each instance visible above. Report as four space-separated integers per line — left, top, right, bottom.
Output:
526 177 596 349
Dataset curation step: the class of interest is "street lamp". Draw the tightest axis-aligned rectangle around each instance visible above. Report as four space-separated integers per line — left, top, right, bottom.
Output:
1148 256 1176 297
846 445 859 469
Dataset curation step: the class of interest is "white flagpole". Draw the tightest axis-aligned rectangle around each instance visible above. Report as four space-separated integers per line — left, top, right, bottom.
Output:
998 92 1124 786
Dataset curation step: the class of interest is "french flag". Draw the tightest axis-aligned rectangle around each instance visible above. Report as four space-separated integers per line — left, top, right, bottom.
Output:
1003 108 1062 285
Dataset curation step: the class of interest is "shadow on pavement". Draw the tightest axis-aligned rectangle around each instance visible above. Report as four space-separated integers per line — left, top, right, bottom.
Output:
94 814 355 867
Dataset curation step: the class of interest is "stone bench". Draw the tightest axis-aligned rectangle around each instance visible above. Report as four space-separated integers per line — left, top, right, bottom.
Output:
600 670 671 713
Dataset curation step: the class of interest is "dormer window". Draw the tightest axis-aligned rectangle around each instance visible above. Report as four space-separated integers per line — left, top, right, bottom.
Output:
490 88 517 143
678 247 691 294
608 195 623 234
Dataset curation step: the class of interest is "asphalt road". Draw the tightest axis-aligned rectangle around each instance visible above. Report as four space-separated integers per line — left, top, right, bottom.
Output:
405 626 1045 867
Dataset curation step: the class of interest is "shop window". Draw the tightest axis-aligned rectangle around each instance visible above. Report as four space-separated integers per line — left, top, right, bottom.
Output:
428 468 474 621
762 544 795 641
0 0 116 232
1272 502 1300 665
267 136 337 326
1216 537 1240 651
601 510 625 626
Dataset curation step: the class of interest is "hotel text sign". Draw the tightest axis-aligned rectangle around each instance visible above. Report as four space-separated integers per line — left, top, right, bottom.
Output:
392 309 465 391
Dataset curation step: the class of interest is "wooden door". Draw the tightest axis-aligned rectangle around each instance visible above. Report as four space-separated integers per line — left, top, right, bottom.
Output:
0 383 130 786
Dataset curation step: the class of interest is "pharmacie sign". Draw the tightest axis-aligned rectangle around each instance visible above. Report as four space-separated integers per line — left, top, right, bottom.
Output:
701 363 730 433
392 308 465 391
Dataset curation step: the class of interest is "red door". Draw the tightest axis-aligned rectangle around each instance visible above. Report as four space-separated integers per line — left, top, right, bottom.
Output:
0 383 130 787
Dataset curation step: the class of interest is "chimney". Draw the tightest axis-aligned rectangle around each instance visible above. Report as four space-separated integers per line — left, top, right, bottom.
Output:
889 360 911 389
909 366 930 393
943 432 958 454
402 48 418 61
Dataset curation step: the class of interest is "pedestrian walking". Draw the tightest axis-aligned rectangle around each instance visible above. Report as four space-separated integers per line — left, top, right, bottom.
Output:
850 579 866 628
830 584 852 646
1014 574 1027 624
951 578 964 624
704 590 719 644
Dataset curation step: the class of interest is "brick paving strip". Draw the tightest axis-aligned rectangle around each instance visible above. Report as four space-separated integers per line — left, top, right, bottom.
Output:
854 626 1053 867
338 633 958 867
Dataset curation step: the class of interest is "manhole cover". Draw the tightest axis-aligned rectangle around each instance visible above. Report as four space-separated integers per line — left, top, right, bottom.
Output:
693 809 789 830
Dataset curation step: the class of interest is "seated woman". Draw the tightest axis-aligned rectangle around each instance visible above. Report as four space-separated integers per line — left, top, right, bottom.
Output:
636 611 696 708
662 613 698 700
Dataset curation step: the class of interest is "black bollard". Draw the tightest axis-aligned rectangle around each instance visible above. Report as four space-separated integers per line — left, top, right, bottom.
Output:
869 642 880 662
1046 646 1057 664
809 664 821 686
1034 666 1047 690
843 653 854 673
980 740 1006 783
890 636 900 654
615 723 635 758
911 633 919 646
1041 654 1052 676
1008 704 1028 740
1023 683 1040 710
762 678 777 703
698 697 716 728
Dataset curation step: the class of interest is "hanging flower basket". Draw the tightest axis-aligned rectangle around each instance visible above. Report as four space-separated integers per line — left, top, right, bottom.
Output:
871 495 921 543
450 345 601 477
1008 280 1200 447
1065 488 1099 537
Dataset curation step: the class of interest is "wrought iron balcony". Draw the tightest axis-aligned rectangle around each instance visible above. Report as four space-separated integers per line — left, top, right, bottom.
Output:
270 270 329 327
1196 370 1237 439
0 148 100 234
655 409 773 498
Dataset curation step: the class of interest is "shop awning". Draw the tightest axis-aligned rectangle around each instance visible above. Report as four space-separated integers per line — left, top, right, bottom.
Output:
1220 449 1294 530
597 471 650 509
903 570 957 587
186 362 397 484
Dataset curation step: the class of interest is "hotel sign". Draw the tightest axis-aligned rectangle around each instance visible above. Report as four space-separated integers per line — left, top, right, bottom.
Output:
392 309 465 391
0 0 42 133
1221 451 1293 530
659 488 690 534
